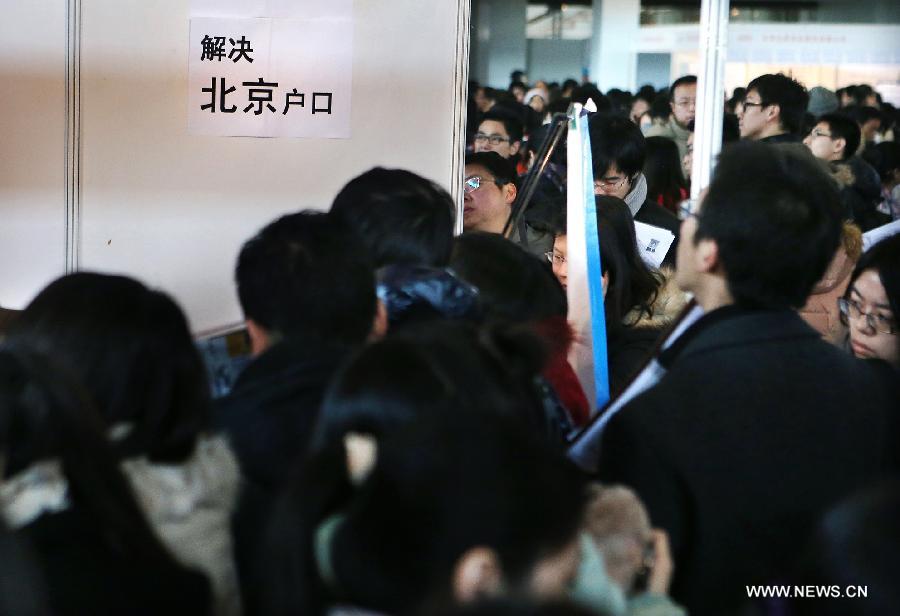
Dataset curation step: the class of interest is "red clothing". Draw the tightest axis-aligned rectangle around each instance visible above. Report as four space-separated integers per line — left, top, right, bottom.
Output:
533 316 590 426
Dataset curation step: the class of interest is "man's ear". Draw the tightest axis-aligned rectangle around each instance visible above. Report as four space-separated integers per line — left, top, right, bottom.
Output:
245 319 271 357
766 103 781 126
509 140 522 156
452 547 503 603
504 182 518 205
369 298 388 341
833 137 847 159
695 237 721 274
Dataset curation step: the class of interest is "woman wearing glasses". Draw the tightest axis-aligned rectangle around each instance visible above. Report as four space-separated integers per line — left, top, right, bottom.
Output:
839 234 900 369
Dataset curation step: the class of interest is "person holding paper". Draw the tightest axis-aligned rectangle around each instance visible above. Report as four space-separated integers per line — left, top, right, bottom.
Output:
588 114 680 268
596 142 900 616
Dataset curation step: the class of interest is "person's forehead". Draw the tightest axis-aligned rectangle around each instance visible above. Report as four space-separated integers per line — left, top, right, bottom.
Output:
744 88 761 101
601 163 624 178
673 83 696 97
478 119 508 136
815 121 831 133
464 163 491 179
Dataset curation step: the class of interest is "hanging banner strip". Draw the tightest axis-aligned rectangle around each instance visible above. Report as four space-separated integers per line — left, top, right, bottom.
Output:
566 105 609 412
578 110 610 410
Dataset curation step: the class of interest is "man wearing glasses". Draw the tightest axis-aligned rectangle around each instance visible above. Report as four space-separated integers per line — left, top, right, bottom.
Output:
803 112 886 230
645 75 696 160
472 109 523 161
462 151 553 256
589 113 681 266
738 73 808 143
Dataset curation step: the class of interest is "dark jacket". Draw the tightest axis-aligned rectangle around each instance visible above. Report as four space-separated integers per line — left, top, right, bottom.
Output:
214 338 351 613
214 339 349 490
20 508 211 615
635 198 680 268
598 307 900 616
761 132 802 144
837 156 889 232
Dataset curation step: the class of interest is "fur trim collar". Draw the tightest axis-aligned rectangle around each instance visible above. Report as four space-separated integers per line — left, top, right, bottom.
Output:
121 435 239 523
0 460 70 529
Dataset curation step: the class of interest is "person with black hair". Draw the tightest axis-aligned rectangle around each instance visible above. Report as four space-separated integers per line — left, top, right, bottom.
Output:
473 108 524 160
803 112 860 162
863 141 900 220
803 112 886 231
214 210 383 610
330 167 455 269
643 137 687 215
588 113 680 266
0 346 211 614
594 198 685 395
571 84 611 113
464 152 554 257
789 480 900 616
450 232 589 427
738 73 809 143
681 116 740 186
510 81 527 104
5 272 239 614
262 411 589 615
598 141 900 615
725 87 746 115
845 105 883 150
839 234 900 370
314 320 568 456
645 75 696 159
545 200 685 398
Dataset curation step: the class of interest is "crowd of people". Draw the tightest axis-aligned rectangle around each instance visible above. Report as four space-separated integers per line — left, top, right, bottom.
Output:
0 69 899 616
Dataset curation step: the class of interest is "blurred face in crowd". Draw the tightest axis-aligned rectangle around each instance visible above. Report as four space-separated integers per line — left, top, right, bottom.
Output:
803 122 845 162
670 82 697 129
526 538 581 598
738 88 774 140
474 88 493 113
548 235 567 290
511 84 527 103
630 98 649 125
845 269 899 368
528 94 546 114
861 118 881 143
593 163 633 200
683 133 694 179
463 163 516 234
474 119 520 159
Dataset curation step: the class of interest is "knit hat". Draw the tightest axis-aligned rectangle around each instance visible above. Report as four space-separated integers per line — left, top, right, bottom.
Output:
807 86 839 118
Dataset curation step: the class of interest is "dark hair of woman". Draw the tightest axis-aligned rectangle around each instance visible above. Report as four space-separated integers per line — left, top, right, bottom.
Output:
313 320 553 453
449 232 567 324
0 346 193 565
595 197 663 330
263 411 587 616
5 273 211 462
643 136 687 215
0 346 210 612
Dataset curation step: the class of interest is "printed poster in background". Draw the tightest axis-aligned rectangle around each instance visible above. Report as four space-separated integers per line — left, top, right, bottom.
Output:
188 1 352 138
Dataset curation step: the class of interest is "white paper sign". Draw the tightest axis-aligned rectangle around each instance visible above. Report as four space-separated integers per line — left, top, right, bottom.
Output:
633 220 675 269
188 16 352 138
190 0 353 20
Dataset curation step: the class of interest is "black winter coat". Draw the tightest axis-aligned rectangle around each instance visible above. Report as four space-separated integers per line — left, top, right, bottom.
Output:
598 307 900 616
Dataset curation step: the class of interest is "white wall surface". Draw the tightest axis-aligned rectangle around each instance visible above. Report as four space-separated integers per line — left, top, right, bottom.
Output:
0 2 68 310
2 0 469 333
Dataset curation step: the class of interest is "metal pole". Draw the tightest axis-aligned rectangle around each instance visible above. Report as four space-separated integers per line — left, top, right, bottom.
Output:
690 0 729 199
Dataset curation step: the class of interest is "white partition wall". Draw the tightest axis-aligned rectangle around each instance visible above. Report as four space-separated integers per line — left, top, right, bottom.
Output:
0 2 69 310
2 0 470 333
